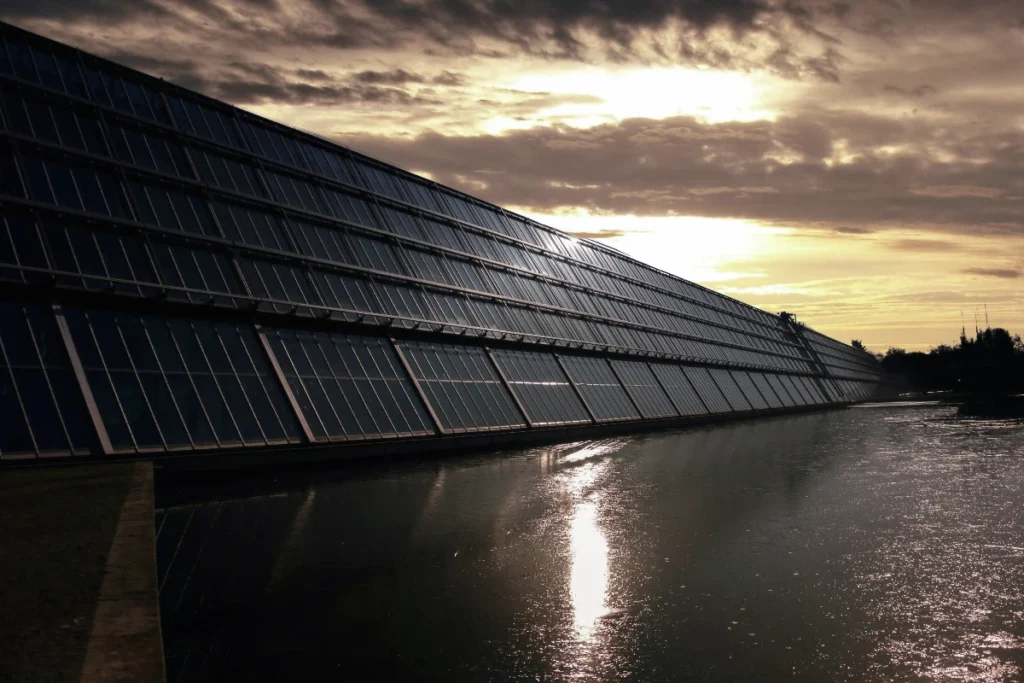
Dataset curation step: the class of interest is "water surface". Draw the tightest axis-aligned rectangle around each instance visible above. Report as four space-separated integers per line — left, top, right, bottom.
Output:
156 406 1024 682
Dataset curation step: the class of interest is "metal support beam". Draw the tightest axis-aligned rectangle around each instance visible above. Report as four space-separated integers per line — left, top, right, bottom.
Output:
484 347 533 428
254 324 317 444
555 355 597 424
52 303 114 456
390 338 446 436
741 370 774 410
752 372 784 408
646 362 684 417
680 368 713 414
605 359 645 418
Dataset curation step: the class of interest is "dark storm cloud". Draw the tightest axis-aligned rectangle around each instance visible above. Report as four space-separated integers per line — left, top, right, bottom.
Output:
888 239 960 253
883 84 937 98
338 113 1024 237
353 69 468 87
127 60 446 107
1 0 854 77
353 69 427 85
962 268 1022 279
564 229 632 240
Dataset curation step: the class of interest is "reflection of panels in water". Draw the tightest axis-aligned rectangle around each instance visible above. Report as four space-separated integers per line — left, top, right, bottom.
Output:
155 457 571 682
156 494 304 682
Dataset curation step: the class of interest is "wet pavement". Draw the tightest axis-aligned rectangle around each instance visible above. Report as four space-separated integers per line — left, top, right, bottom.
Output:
156 405 1024 682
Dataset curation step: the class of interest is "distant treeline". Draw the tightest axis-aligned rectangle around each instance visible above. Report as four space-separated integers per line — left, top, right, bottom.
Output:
854 328 1024 394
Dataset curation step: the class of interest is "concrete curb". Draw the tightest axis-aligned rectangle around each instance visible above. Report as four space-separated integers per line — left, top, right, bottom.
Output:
79 461 165 683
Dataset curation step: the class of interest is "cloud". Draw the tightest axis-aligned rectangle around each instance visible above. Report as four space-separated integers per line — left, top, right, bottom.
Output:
961 267 1022 279
353 68 469 87
0 0 855 79
353 69 427 85
883 84 937 98
887 239 960 253
565 229 630 240
338 112 1024 238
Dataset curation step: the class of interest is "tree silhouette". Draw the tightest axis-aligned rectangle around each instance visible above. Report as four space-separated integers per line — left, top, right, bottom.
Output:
880 327 1024 394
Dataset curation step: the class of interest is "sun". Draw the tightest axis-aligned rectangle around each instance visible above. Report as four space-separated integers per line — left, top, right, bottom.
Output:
483 66 779 133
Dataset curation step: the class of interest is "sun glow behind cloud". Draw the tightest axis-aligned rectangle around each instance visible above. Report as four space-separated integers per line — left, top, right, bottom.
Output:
524 211 787 284
483 67 780 133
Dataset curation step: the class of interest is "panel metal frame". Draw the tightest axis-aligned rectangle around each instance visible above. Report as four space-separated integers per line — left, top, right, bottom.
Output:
254 323 316 443
390 337 445 436
484 346 534 429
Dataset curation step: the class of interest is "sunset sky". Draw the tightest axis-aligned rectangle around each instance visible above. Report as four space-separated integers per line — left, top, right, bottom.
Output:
5 0 1022 351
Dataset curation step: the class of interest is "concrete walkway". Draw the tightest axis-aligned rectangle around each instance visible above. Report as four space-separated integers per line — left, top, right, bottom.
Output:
0 462 164 683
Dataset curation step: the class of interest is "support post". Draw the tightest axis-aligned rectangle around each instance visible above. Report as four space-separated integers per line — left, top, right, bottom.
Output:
554 355 597 424
254 325 317 444
484 348 533 428
680 367 713 414
390 339 446 435
605 359 645 418
645 362 683 417
52 304 114 455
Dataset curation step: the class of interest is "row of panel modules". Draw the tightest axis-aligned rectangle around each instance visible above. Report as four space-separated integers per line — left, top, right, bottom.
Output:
0 300 874 461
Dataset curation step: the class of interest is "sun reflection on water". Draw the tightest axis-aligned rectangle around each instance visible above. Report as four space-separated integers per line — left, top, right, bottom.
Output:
559 440 624 644
570 499 608 642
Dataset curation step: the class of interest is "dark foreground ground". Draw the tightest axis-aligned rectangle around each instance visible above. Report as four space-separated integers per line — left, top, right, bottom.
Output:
0 462 164 683
156 405 1024 682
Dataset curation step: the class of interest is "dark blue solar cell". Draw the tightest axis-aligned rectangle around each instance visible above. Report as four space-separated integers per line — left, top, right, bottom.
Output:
13 367 67 452
110 370 161 447
0 38 12 75
85 369 133 449
0 366 36 455
7 39 38 82
56 55 89 98
46 160 81 210
73 168 108 215
31 47 63 90
167 375 216 445
0 150 25 198
3 93 33 136
84 66 111 107
192 374 240 443
140 373 189 446
52 106 85 150
22 155 54 203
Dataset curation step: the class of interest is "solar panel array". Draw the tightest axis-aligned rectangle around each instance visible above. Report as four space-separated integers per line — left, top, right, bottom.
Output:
0 22 887 460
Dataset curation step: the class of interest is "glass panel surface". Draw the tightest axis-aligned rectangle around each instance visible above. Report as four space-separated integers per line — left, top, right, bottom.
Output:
749 372 784 409
558 355 639 422
65 308 301 451
765 373 796 407
609 360 677 419
709 369 752 411
779 375 809 406
490 349 590 426
649 364 707 416
731 370 770 410
265 329 433 440
680 366 733 413
399 341 525 433
0 302 96 459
